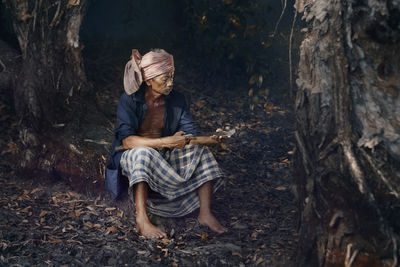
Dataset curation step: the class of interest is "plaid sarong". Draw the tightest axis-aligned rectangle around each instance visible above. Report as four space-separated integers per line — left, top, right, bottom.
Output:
120 145 224 217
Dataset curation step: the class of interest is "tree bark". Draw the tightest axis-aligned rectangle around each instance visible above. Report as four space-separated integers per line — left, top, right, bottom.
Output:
4 0 110 192
294 0 400 266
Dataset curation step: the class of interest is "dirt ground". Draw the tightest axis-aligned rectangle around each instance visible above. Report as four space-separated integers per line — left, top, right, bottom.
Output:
0 60 298 266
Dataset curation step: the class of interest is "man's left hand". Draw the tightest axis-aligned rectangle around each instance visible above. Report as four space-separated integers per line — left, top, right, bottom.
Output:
210 135 229 143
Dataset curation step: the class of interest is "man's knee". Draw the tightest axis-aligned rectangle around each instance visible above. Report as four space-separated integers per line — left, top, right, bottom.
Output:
132 146 157 157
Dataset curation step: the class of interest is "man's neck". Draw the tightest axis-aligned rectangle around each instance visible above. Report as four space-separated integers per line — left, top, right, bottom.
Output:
145 86 164 106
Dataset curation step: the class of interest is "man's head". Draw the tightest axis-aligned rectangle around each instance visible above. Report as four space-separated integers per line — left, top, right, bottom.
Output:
124 49 174 95
145 70 174 95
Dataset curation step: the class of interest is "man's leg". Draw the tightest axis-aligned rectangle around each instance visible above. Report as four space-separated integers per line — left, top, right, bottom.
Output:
134 182 167 238
197 181 227 233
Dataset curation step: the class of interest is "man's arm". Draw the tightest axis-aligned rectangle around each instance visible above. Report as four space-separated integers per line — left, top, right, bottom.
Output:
122 131 190 149
188 135 228 145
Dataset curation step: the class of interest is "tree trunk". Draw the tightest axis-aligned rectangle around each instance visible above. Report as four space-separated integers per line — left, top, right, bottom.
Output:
4 0 110 192
294 0 400 266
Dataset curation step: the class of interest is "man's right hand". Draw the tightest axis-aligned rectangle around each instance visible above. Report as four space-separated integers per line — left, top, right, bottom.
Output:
161 131 190 149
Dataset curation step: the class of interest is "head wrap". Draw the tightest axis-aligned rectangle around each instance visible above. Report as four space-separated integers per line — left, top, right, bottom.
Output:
123 49 174 95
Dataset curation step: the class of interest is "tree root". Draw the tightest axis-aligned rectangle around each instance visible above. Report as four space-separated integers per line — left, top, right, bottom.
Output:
294 130 311 175
359 148 400 199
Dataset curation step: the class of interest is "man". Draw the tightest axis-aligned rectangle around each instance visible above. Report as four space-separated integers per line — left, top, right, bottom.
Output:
105 49 227 238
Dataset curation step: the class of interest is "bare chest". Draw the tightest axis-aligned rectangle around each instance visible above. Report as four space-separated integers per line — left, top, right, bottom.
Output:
137 102 165 138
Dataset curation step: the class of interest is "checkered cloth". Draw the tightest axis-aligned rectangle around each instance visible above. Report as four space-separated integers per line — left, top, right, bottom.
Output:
120 145 224 217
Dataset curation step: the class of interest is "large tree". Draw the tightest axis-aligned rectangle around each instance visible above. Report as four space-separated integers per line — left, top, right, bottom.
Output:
294 0 400 265
4 0 109 190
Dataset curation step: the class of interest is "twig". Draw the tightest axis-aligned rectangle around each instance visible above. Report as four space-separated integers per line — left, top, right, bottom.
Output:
344 243 359 267
49 0 61 28
289 0 299 99
271 0 287 37
0 59 6 72
392 237 398 267
328 210 343 228
32 0 40 32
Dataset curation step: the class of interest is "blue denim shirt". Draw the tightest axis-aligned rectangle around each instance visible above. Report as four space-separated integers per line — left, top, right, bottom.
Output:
105 85 197 199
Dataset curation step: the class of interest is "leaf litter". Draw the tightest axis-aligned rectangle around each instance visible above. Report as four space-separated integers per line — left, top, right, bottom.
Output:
0 69 298 266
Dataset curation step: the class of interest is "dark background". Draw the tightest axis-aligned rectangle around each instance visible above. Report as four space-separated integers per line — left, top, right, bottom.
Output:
79 0 300 99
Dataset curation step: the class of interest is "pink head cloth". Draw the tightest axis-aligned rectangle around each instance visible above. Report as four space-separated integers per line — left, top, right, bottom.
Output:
123 49 174 95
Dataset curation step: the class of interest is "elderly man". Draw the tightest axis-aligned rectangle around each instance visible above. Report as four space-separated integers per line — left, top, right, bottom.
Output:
105 49 227 238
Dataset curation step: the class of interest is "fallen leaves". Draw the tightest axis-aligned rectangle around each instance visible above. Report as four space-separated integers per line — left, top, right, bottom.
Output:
1 141 19 155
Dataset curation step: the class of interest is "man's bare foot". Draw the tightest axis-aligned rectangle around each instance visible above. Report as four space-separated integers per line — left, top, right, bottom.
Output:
136 215 166 239
198 212 228 234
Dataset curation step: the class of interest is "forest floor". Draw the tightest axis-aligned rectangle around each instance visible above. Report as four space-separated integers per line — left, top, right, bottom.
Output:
0 60 298 266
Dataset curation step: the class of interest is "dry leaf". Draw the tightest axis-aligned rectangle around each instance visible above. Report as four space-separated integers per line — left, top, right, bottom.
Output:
275 186 287 191
105 207 116 211
251 232 258 240
201 233 208 240
158 237 173 245
249 74 258 85
161 248 168 257
2 141 19 155
84 222 93 228
261 41 271 48
21 206 31 213
232 252 243 258
107 226 117 232
68 0 80 6
256 257 264 265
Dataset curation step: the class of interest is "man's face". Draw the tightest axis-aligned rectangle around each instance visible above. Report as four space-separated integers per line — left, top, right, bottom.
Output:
147 71 174 95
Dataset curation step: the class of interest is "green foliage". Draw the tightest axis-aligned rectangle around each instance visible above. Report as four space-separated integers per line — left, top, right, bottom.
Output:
179 0 274 87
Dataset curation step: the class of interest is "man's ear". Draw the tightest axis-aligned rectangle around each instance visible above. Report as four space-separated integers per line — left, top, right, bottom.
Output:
145 80 151 86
